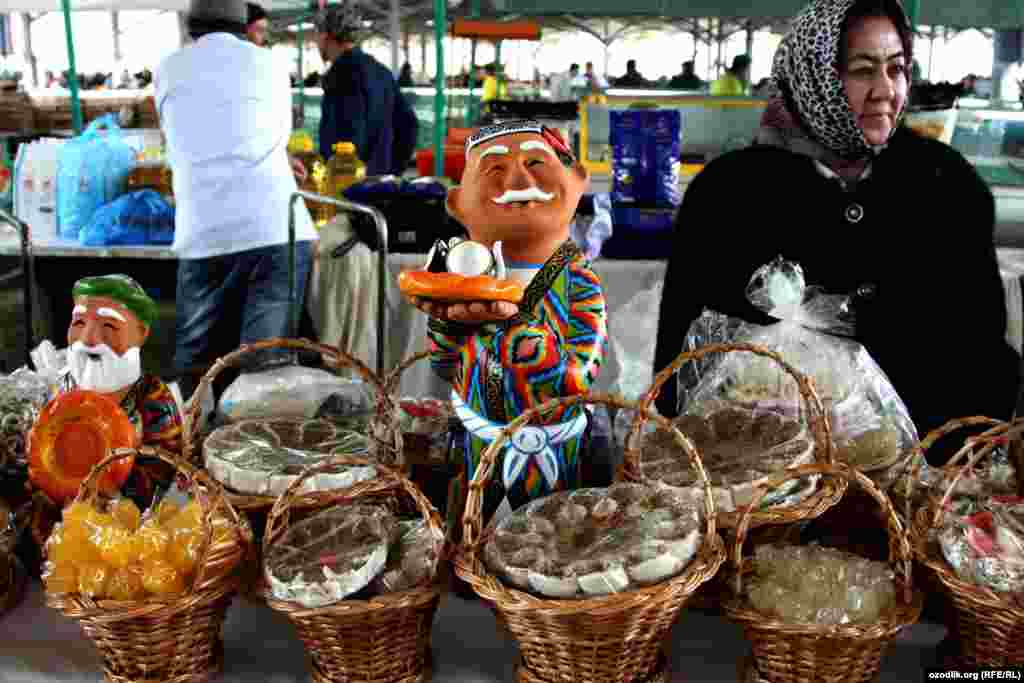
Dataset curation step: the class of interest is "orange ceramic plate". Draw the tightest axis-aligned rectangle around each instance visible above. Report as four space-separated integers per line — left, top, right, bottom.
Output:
28 389 138 504
398 270 525 303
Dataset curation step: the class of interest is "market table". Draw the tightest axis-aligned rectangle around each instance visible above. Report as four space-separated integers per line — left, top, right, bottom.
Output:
0 580 945 682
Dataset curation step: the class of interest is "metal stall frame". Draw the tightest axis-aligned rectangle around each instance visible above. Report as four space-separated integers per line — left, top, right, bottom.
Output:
0 208 35 367
288 191 390 377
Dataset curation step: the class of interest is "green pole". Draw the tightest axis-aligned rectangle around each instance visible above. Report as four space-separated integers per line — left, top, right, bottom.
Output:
905 0 919 31
467 39 477 126
297 16 305 130
61 0 82 134
433 0 446 177
467 0 480 125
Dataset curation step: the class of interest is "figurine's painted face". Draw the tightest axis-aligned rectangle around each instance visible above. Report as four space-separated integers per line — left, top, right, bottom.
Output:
67 296 147 393
447 132 588 263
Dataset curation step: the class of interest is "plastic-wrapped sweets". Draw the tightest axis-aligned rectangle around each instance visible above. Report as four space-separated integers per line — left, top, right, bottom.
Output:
0 369 52 470
218 366 375 422
746 544 897 625
938 496 1024 593
484 482 702 599
395 398 452 465
204 418 373 497
641 404 817 513
265 504 396 608
369 519 444 595
677 258 918 477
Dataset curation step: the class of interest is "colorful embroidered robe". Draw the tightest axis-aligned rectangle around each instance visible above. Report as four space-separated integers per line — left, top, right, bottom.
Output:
427 240 607 528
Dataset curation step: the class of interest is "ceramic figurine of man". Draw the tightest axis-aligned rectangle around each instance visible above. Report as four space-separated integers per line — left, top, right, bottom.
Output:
405 120 608 529
28 275 183 553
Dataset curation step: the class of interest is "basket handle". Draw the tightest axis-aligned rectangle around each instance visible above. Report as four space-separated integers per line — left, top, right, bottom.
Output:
74 445 250 595
263 453 446 567
371 349 433 453
900 416 1009 522
928 419 1024 531
460 391 717 558
382 350 432 400
730 462 913 607
182 337 388 465
626 342 832 480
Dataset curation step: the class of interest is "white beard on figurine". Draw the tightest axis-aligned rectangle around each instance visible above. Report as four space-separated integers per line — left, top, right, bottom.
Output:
67 341 142 393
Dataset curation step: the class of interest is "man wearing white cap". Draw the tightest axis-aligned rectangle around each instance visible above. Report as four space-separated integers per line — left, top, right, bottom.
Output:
155 0 317 398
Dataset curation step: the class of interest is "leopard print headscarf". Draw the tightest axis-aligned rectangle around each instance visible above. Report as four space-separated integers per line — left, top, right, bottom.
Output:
760 0 913 163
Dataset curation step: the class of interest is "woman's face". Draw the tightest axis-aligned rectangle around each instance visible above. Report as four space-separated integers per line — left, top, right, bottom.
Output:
841 15 908 146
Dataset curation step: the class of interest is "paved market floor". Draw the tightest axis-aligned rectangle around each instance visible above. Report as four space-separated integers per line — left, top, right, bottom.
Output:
0 580 948 682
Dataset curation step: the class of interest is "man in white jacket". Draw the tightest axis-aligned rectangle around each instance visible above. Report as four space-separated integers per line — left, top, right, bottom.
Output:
549 63 580 102
155 0 317 398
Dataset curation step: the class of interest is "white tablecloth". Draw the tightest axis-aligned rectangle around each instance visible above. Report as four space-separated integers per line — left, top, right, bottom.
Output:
0 582 946 683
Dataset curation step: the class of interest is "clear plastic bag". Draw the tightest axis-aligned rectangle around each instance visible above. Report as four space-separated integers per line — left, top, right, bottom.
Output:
746 544 897 625
264 504 395 608
484 482 702 599
938 496 1024 593
0 368 53 469
678 258 918 476
218 366 375 422
203 418 372 497
368 518 444 595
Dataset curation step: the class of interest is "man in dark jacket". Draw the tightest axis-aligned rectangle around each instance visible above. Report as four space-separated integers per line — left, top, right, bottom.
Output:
314 2 418 175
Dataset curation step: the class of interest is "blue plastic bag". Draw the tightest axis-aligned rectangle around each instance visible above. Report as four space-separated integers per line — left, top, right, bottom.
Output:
57 114 137 240
610 109 683 207
80 190 175 246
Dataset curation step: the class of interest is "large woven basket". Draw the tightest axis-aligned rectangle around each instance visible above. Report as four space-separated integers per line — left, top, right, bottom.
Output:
723 462 923 683
910 418 1024 668
183 337 400 511
453 392 726 683
45 446 253 683
622 342 844 531
261 454 445 683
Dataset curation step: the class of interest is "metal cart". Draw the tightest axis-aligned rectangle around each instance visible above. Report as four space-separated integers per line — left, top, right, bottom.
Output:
288 190 390 377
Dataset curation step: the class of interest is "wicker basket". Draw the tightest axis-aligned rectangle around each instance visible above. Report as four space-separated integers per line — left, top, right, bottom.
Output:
722 462 923 683
622 342 845 531
453 392 726 683
261 454 445 683
45 446 253 683
182 337 400 511
910 418 1024 668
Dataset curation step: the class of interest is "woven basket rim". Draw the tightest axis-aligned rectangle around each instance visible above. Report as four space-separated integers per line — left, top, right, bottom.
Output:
721 580 923 639
45 575 241 620
454 532 726 615
261 579 442 617
911 505 1024 613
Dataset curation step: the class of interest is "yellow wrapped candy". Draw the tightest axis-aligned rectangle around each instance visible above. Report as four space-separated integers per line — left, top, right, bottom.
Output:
107 566 146 601
142 559 186 596
78 562 110 598
133 519 171 564
43 562 78 595
96 526 136 570
110 499 142 532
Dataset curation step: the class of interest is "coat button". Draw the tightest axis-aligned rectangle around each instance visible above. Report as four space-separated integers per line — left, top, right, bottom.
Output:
845 203 865 224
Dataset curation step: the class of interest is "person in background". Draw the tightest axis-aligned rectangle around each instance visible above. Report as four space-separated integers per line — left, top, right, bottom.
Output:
960 73 978 96
710 54 751 95
550 63 580 101
653 0 1019 467
315 2 419 175
246 2 270 47
583 61 608 93
398 62 415 87
668 60 703 90
481 63 508 104
155 0 316 399
615 59 650 88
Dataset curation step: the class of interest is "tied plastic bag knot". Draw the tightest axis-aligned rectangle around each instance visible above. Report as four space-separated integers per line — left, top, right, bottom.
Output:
746 257 856 337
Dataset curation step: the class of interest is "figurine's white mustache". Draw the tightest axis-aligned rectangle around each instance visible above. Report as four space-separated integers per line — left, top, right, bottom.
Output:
492 187 554 204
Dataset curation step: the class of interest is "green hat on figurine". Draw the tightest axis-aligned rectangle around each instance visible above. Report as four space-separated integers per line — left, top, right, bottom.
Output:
72 274 157 329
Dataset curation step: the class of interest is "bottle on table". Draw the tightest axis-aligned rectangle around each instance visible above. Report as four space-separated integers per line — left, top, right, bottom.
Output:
328 141 367 198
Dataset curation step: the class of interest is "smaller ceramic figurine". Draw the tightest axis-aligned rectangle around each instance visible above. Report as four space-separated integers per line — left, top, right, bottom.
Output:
26 275 183 557
399 120 608 530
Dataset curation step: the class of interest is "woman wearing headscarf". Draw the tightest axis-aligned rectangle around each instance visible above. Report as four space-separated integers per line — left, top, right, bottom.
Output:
652 0 1020 464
